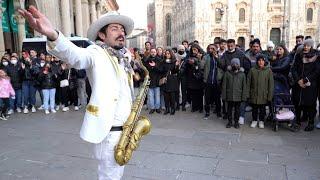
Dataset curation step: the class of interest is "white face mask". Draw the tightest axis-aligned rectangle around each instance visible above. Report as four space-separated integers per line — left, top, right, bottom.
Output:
165 59 171 63
2 61 8 66
40 62 45 67
10 59 18 65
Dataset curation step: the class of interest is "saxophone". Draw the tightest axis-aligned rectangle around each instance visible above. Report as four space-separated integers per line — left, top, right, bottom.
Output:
114 61 152 166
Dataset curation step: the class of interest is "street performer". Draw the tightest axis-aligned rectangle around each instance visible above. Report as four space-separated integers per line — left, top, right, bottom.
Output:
19 6 135 180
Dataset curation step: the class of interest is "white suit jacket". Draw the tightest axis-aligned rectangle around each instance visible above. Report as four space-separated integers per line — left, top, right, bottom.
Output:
47 32 132 144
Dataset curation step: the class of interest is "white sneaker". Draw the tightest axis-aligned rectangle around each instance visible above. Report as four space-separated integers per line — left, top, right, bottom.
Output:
38 105 44 110
185 103 191 108
74 106 79 111
0 114 7 121
51 109 56 113
316 122 320 129
239 116 245 125
250 121 258 128
7 109 14 115
62 107 69 112
258 121 265 129
16 107 22 113
45 110 50 114
245 106 252 112
31 106 36 113
23 107 29 114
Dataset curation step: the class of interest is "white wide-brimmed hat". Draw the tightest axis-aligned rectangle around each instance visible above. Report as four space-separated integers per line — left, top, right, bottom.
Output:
87 11 134 41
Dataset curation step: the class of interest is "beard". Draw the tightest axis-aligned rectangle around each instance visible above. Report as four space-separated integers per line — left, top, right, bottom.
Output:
112 45 124 50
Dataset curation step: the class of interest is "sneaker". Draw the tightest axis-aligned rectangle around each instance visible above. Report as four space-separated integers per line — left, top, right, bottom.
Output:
217 112 222 118
0 114 7 121
51 109 57 113
234 123 240 129
149 109 155 114
304 124 314 132
258 121 265 129
7 109 14 115
245 106 252 112
250 121 258 128
45 110 50 114
185 103 190 108
316 122 320 129
31 106 36 113
74 106 79 111
16 107 22 113
239 117 245 125
226 122 232 128
203 113 209 120
55 105 60 111
38 105 44 110
156 109 161 113
23 107 29 114
62 107 69 112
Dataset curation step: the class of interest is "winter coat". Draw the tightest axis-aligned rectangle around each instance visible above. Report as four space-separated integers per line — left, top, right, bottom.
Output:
38 71 57 89
270 56 291 78
21 61 40 82
6 64 23 90
158 60 179 92
145 56 161 88
185 57 204 90
291 50 320 106
219 49 251 74
203 54 224 85
247 66 274 105
222 67 247 102
0 78 15 98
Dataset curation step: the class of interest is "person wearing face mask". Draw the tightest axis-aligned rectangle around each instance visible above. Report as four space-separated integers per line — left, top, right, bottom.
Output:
175 45 188 111
0 57 9 72
6 56 23 114
158 49 180 115
291 39 320 131
222 58 247 129
219 39 251 122
38 63 57 114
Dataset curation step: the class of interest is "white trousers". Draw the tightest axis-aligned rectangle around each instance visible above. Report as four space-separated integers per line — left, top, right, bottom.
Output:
94 131 124 180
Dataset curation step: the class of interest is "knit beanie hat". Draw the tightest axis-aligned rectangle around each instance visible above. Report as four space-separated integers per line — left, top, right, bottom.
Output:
231 58 240 66
304 39 314 47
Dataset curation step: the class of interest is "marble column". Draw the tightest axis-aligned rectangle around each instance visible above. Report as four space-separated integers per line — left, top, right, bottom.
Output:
61 0 71 36
0 7 5 56
89 0 97 23
96 3 101 18
82 0 90 37
14 14 25 54
75 0 83 36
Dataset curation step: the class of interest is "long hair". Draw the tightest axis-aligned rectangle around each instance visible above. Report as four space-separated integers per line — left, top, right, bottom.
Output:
276 44 289 57
164 49 176 62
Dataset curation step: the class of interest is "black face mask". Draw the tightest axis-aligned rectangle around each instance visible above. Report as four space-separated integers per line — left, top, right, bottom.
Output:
178 51 184 55
232 66 238 71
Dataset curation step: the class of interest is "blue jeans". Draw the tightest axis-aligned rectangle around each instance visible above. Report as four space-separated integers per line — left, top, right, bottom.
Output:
42 88 56 110
240 101 247 118
22 81 36 107
148 87 160 109
9 89 22 109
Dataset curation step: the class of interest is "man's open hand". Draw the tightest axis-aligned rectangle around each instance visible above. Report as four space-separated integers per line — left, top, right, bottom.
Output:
18 6 58 40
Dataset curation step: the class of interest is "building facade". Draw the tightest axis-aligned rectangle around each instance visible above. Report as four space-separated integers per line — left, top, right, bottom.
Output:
0 0 119 55
148 0 320 50
126 29 148 50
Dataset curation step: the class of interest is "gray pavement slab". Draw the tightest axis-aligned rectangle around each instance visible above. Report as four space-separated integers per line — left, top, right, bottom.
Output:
0 107 320 180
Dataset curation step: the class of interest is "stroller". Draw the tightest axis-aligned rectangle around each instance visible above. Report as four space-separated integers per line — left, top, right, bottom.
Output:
269 74 299 132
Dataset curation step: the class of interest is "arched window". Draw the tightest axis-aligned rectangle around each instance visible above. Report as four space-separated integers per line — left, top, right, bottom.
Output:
237 37 245 48
270 28 281 46
239 8 245 23
307 8 313 23
165 14 172 47
215 8 222 23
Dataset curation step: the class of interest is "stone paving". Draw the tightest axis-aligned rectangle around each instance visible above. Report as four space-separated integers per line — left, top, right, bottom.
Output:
0 107 319 180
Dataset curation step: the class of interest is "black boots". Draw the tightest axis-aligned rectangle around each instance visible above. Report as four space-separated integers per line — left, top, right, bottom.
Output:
164 108 170 115
170 108 175 115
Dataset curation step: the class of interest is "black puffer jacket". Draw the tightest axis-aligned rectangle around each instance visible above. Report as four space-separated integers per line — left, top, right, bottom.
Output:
6 64 23 89
158 60 179 92
185 57 204 90
38 71 57 89
145 56 161 88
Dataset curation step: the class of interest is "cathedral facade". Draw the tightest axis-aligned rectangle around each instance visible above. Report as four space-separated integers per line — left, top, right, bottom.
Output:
147 0 320 50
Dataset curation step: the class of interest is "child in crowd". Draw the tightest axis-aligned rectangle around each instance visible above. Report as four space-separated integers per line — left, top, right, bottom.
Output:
247 55 274 129
0 69 15 120
222 58 247 129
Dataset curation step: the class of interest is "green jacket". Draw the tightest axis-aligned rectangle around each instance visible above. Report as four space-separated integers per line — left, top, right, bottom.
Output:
247 66 274 105
203 54 224 84
222 69 247 102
